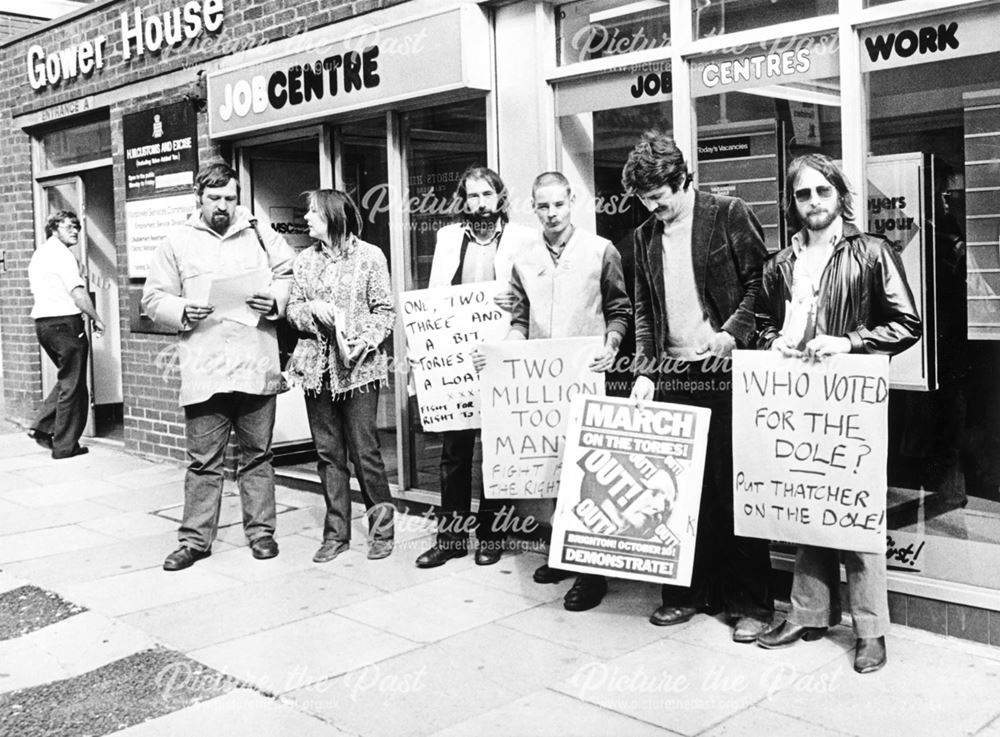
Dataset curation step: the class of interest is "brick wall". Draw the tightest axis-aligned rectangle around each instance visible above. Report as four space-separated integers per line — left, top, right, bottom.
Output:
0 0 405 460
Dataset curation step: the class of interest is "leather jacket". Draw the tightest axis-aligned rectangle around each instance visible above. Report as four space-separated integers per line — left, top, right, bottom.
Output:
756 222 922 355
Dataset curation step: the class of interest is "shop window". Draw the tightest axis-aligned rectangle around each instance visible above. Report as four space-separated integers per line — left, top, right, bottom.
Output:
693 0 836 41
38 114 111 170
403 98 487 290
690 33 841 253
557 0 671 66
864 6 1000 592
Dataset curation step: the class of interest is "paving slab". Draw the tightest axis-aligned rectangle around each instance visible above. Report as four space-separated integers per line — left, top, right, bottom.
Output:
77 510 182 540
551 637 773 736
92 482 183 513
122 567 382 652
0 525 119 564
427 689 671 737
763 630 1000 737
0 647 245 737
0 531 197 588
334 576 540 643
0 479 135 508
0 610 156 694
191 612 420 694
435 622 593 694
197 533 322 583
497 597 675 660
59 565 243 617
0 499 124 536
285 642 522 737
704 706 856 737
112 688 351 737
315 533 479 593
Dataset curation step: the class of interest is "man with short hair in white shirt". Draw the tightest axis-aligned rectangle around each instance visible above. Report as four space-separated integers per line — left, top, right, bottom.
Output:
27 210 104 459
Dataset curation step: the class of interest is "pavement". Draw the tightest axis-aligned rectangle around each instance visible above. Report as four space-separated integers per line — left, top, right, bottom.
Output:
1 431 1000 737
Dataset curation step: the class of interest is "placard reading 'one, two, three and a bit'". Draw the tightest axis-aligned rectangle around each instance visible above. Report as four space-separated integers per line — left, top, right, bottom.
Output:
479 337 605 499
732 351 889 554
549 396 711 586
401 281 510 432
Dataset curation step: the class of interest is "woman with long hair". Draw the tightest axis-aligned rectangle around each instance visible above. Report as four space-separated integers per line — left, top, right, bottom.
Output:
285 189 397 562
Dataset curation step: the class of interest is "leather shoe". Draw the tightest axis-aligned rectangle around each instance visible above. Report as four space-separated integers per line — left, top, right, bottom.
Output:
163 546 211 571
250 535 279 560
533 564 573 584
563 574 607 611
367 539 394 560
415 542 467 568
756 621 828 649
313 540 349 563
854 636 887 674
732 616 771 643
650 605 698 626
474 542 502 566
52 445 88 459
27 429 53 450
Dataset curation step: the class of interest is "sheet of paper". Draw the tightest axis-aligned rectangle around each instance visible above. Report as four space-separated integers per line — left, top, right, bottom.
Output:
208 269 270 326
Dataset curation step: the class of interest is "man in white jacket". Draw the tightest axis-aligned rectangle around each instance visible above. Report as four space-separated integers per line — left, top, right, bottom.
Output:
142 162 294 571
415 165 534 569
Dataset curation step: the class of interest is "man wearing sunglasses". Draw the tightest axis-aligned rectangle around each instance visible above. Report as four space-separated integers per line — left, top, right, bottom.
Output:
27 210 105 459
623 131 773 642
755 153 921 673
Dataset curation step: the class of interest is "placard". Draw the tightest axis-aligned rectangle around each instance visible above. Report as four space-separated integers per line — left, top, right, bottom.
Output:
479 337 604 499
732 351 889 554
549 396 711 586
401 281 510 432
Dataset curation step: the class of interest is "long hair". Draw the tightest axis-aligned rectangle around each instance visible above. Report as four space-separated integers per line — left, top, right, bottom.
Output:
45 210 80 238
784 153 855 232
621 130 692 195
306 189 362 255
195 162 239 196
452 165 510 224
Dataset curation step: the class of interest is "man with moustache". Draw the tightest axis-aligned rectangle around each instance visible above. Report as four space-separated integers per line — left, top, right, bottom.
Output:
755 154 920 673
505 171 631 611
624 131 774 641
143 162 295 571
414 165 535 569
27 210 105 459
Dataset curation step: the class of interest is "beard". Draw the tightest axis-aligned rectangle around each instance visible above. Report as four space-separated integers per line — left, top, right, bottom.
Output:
210 212 231 233
466 209 501 230
804 205 839 232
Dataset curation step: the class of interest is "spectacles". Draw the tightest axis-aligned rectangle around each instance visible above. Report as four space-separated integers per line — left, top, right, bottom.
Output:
793 186 836 203
58 223 81 231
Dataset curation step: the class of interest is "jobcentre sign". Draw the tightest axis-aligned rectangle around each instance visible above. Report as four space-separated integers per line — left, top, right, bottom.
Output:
206 6 490 139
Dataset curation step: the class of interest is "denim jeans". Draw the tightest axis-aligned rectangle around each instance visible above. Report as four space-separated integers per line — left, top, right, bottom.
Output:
787 546 889 638
181 392 277 551
32 315 89 457
304 383 394 544
438 429 503 545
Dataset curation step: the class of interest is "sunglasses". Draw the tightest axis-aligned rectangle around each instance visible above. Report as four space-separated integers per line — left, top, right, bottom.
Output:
794 186 836 203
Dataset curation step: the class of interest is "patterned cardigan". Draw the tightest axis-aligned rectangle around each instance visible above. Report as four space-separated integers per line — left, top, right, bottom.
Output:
285 237 396 398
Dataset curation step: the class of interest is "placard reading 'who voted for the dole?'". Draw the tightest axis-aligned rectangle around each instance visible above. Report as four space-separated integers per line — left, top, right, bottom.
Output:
401 281 510 432
479 337 605 499
732 351 889 554
549 396 711 586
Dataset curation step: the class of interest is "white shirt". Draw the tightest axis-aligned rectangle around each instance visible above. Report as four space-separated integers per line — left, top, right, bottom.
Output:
781 223 843 348
29 236 85 319
661 188 715 359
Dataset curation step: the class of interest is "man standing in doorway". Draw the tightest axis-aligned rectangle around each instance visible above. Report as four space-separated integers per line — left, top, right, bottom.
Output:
755 153 920 673
507 171 631 612
624 131 774 641
414 165 535 569
143 162 295 571
27 210 105 459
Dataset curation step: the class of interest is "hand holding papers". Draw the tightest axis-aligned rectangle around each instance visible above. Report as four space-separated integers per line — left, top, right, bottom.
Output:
206 269 270 327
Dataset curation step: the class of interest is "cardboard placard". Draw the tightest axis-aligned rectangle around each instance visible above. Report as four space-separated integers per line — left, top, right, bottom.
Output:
549 396 711 585
732 351 889 553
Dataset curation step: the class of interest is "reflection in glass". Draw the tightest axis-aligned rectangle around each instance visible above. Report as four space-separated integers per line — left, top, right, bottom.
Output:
558 0 671 66
40 115 111 170
692 0 836 41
